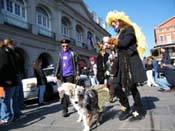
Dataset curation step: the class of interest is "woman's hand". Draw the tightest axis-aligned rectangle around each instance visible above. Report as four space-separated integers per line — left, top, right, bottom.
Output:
103 36 109 43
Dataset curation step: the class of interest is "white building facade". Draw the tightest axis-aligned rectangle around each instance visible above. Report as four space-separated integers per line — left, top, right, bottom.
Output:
0 0 110 78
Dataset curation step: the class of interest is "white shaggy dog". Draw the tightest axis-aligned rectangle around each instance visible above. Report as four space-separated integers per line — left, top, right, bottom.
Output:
58 82 101 131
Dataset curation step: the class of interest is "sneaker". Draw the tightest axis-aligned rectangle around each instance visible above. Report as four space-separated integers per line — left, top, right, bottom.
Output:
1 118 13 124
158 88 165 92
119 108 132 121
158 89 172 92
164 89 173 92
1 119 8 124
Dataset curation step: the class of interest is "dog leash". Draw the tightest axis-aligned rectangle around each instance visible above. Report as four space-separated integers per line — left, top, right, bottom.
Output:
70 79 79 97
74 79 79 89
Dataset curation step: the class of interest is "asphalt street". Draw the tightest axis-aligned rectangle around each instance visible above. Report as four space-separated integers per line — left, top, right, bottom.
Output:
1 85 175 131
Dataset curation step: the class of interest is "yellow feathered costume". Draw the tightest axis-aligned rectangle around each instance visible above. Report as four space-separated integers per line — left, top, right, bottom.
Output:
106 10 146 57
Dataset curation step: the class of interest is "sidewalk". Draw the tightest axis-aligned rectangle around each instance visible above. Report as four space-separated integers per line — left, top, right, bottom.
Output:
0 85 175 131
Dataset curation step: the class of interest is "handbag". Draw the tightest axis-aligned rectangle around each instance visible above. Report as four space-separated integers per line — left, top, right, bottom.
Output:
0 86 5 98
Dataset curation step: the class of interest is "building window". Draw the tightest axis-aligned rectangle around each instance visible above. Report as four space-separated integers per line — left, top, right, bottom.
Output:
2 0 26 19
36 7 50 29
76 25 83 42
167 34 172 44
6 0 13 12
15 3 20 16
87 32 94 48
38 15 42 25
22 7 25 18
166 27 170 32
160 35 164 44
159 29 162 32
61 17 70 37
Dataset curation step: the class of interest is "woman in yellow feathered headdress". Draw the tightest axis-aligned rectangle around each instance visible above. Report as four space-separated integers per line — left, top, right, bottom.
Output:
105 10 146 56
103 10 147 121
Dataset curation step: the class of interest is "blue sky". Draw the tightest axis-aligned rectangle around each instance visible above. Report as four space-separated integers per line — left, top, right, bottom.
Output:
83 0 175 56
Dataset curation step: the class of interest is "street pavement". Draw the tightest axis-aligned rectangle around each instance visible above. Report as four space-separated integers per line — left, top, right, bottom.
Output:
0 85 175 131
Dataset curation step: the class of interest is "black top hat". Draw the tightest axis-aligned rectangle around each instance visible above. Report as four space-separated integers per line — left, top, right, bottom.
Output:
60 39 71 44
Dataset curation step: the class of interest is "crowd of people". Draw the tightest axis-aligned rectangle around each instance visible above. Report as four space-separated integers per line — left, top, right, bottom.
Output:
143 48 175 92
1 10 175 127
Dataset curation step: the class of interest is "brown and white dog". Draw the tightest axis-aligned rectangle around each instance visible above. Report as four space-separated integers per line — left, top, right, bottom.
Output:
58 82 101 131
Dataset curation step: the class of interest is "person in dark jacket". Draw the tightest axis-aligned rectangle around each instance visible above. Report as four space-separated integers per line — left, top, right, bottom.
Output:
0 38 25 123
159 65 175 88
160 48 171 65
55 39 80 117
33 58 47 106
96 42 109 84
103 10 147 121
156 61 175 91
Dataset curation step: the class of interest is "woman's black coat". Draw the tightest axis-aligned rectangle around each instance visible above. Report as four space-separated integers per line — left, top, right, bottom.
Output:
116 26 147 86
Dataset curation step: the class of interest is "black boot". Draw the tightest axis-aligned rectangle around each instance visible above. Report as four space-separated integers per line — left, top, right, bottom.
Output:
62 109 69 117
119 107 132 121
129 111 144 121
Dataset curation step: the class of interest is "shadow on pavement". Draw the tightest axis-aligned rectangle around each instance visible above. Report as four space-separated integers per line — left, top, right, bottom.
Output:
141 96 159 116
0 101 62 131
90 104 120 130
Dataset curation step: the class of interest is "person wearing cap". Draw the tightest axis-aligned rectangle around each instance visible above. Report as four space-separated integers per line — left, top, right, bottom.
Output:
103 11 147 121
89 56 99 86
55 38 80 117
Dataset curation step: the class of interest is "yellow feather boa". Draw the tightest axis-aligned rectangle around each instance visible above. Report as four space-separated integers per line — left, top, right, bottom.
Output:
106 10 146 56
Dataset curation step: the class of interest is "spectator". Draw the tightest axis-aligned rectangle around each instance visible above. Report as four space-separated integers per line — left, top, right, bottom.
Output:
106 52 118 103
0 40 5 121
96 42 109 84
151 56 160 82
89 56 99 86
160 48 171 66
156 61 175 92
33 58 47 106
55 38 80 117
0 38 25 123
145 57 158 87
79 66 91 87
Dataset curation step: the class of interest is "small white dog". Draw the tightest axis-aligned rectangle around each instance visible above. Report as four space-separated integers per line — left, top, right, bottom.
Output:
58 82 101 131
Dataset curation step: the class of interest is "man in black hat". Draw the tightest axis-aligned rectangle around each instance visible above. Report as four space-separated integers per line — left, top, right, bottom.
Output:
55 38 80 117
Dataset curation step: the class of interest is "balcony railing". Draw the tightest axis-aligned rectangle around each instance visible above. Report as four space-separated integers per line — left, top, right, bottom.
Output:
37 26 56 40
2 12 31 31
151 43 175 60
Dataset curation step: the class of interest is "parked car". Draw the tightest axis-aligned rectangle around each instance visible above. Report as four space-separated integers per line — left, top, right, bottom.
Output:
22 66 61 101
